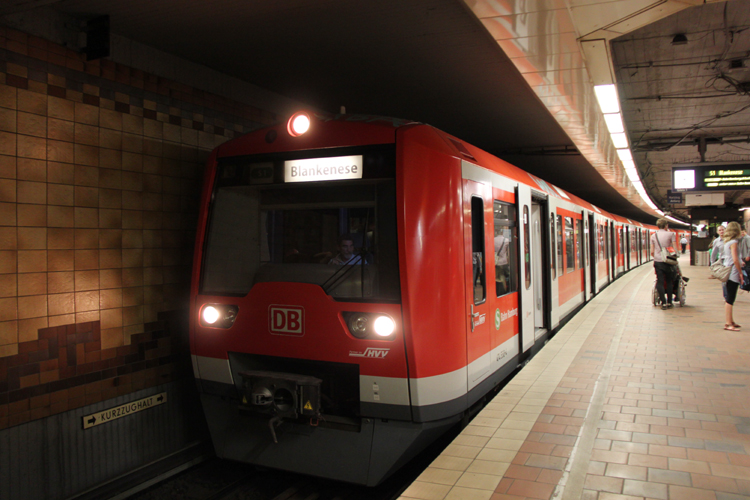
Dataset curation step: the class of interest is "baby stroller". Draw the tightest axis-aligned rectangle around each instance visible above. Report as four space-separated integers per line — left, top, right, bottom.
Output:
652 271 687 307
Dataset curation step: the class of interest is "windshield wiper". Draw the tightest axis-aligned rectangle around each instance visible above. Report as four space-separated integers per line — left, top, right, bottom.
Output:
321 249 368 294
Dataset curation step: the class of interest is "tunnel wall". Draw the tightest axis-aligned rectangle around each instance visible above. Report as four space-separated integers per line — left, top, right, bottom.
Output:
0 25 292 500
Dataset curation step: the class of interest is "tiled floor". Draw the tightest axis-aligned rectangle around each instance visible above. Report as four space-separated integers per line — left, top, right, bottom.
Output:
399 255 750 500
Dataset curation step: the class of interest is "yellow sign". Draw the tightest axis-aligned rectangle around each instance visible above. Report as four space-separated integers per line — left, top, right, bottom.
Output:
304 401 313 410
83 392 167 429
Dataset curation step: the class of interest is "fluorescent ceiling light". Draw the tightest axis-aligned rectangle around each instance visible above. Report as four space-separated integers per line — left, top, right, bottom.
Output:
666 215 688 226
611 132 628 149
617 148 633 162
603 113 624 134
594 84 620 114
625 168 639 182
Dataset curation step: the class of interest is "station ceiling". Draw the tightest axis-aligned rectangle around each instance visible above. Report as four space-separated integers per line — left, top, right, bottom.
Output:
3 0 749 225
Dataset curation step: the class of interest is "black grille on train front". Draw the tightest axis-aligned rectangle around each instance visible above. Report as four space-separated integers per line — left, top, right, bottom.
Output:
228 352 360 419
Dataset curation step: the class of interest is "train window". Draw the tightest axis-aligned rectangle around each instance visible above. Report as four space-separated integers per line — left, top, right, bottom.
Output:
565 217 574 273
578 218 584 269
523 206 531 290
574 219 579 269
493 201 517 296
557 214 563 272
550 217 556 280
471 196 486 304
597 224 604 261
201 171 400 300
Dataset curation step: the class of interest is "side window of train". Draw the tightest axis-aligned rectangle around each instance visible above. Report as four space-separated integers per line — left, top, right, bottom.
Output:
577 218 584 268
550 217 556 280
523 206 531 290
557 214 563 272
573 219 579 269
565 217 574 273
493 201 517 296
584 219 589 265
471 196 486 305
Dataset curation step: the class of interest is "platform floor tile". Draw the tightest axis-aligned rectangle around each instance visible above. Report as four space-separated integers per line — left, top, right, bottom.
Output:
399 255 750 500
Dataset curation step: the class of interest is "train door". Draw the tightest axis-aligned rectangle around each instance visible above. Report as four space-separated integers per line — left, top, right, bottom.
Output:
548 198 560 328
636 230 641 265
463 178 491 387
625 227 630 270
609 223 616 278
531 195 549 340
516 184 534 353
588 213 596 296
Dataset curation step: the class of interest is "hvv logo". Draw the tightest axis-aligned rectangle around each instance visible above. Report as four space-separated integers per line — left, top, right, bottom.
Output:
269 305 304 336
349 348 390 358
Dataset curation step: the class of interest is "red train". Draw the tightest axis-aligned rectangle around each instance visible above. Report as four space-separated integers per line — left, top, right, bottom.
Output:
189 111 684 485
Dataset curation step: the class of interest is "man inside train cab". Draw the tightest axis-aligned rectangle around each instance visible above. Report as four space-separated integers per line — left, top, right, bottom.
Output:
329 234 365 265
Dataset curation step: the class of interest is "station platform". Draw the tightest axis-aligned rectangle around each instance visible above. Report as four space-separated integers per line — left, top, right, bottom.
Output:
399 254 750 500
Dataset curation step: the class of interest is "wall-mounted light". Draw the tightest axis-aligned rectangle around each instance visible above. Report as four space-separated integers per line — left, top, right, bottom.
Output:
671 33 688 45
603 113 625 134
616 148 633 162
665 215 689 225
611 132 629 149
593 84 661 213
594 84 620 113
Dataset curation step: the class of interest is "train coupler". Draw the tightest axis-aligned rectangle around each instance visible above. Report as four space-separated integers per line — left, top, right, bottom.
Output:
238 370 323 428
268 415 282 443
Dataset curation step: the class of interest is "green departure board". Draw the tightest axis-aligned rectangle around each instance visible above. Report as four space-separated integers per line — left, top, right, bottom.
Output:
672 164 750 191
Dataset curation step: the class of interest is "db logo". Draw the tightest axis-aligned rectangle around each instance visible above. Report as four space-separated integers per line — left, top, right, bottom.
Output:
269 305 304 336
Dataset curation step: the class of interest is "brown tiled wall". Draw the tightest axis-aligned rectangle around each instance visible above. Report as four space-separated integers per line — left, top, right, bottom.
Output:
0 27 277 429
0 318 177 429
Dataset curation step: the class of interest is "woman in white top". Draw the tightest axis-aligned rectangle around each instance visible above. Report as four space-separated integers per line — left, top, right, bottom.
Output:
650 218 678 309
721 221 744 331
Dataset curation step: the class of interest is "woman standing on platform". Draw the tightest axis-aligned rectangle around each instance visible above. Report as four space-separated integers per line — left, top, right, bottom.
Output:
722 221 744 331
651 218 677 310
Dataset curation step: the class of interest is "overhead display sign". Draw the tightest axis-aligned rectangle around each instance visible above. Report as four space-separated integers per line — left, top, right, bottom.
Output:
672 163 750 192
82 392 167 429
284 155 363 183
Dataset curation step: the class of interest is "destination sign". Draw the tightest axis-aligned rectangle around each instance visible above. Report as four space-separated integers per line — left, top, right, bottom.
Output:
704 168 750 188
672 163 750 192
82 392 167 429
284 155 363 183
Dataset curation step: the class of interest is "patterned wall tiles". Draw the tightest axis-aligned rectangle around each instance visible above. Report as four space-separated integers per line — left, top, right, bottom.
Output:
0 26 279 428
0 318 179 430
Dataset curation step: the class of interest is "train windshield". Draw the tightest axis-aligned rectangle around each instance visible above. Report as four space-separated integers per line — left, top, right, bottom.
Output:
200 147 400 301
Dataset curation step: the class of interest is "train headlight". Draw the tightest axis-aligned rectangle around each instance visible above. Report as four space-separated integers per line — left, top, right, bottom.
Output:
373 316 395 337
342 312 396 340
202 306 220 325
200 304 239 329
347 314 369 339
287 112 311 137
